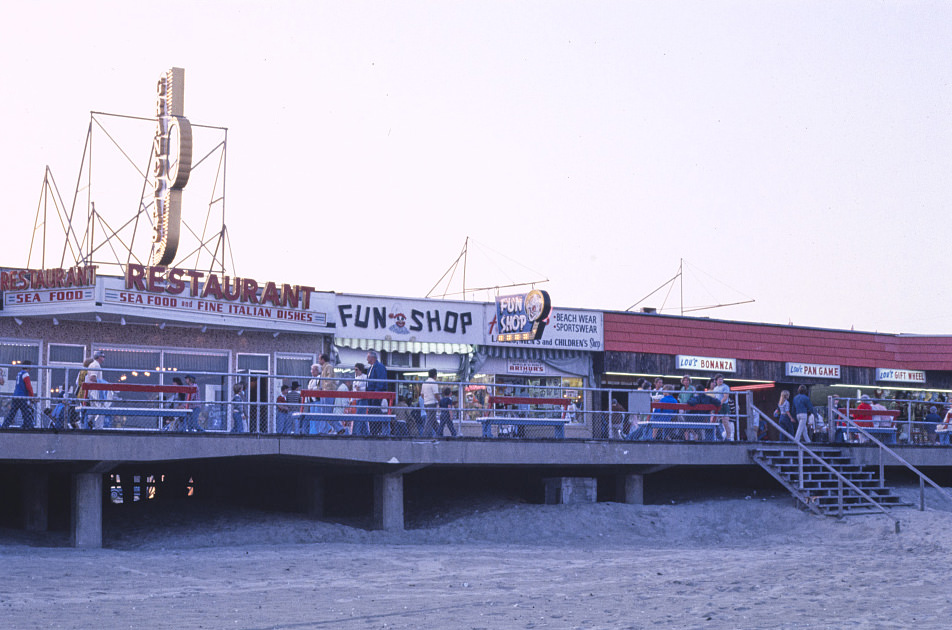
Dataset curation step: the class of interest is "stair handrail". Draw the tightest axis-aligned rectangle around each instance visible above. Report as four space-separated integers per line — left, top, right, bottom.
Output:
829 401 952 512
752 405 900 531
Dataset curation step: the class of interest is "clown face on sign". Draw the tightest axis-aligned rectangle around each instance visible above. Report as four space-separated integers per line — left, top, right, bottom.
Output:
388 306 409 334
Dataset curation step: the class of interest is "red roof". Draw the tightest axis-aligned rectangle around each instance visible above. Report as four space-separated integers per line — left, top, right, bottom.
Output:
604 312 952 370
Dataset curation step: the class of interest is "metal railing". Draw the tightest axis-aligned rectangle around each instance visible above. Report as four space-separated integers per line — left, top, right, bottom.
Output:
752 405 902 530
828 397 952 513
2 365 755 442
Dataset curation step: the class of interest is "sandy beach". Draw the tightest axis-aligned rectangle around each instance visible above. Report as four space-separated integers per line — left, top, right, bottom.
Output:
2 483 951 630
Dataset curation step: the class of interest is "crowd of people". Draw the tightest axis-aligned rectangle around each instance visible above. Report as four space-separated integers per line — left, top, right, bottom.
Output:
6 355 952 445
611 374 736 442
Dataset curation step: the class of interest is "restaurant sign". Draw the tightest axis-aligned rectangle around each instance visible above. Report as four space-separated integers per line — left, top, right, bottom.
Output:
785 362 841 379
105 264 330 328
676 355 737 373
1 266 98 310
875 368 926 384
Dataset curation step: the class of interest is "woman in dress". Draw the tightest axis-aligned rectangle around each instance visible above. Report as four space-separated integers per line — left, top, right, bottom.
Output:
777 389 796 439
351 363 369 436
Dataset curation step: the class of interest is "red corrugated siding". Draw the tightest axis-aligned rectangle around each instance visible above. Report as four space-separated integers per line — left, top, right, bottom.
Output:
603 312 952 369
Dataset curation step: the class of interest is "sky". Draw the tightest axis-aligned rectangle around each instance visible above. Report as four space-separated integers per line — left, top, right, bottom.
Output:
2 1 951 335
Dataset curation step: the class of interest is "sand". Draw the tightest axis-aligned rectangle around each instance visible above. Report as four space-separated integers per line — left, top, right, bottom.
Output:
2 484 952 629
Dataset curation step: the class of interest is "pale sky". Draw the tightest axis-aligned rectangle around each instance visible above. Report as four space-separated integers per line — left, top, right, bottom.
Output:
2 1 951 334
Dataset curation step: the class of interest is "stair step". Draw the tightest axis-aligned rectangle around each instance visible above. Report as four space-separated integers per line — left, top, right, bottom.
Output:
751 446 916 518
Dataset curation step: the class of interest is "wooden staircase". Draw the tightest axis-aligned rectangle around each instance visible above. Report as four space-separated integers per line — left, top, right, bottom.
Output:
751 446 910 516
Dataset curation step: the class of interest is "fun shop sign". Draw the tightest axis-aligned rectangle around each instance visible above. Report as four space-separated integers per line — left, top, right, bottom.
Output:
335 295 484 345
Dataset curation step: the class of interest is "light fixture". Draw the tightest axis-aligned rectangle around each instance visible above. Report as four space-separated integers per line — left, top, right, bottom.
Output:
121 317 127 326
13 318 23 325
201 326 207 333
95 315 102 323
237 329 244 336
52 318 59 326
273 332 280 338
159 322 166 330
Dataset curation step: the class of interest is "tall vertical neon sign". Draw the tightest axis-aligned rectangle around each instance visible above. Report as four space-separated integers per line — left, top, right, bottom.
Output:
151 67 193 266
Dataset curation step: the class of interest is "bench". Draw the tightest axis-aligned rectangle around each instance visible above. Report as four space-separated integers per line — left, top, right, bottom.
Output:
294 390 397 435
629 420 720 441
80 382 198 430
482 396 570 439
836 408 900 444
649 402 720 415
630 403 722 441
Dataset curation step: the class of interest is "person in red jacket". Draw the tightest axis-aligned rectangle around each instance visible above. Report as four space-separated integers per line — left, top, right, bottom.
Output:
2 361 35 429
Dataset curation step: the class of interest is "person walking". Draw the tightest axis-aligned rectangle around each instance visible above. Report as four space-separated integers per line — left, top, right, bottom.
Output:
793 385 816 443
2 362 36 429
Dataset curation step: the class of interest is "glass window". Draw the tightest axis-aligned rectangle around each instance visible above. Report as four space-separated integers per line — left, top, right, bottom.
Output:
166 350 229 374
49 344 86 364
276 354 315 380
47 343 86 400
0 340 42 399
238 353 269 372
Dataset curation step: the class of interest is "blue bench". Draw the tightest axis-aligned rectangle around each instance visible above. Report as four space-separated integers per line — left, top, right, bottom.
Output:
937 428 951 445
480 416 569 439
80 406 190 429
291 411 394 434
629 420 720 442
838 425 898 445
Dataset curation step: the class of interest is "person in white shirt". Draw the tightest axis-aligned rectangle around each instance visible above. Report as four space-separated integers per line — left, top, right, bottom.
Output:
84 350 106 429
421 368 440 437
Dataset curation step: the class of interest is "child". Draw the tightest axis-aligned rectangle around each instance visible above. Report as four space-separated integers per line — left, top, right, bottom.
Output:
436 387 457 437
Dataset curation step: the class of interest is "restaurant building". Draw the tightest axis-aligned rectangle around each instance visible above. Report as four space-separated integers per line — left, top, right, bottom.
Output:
0 264 336 430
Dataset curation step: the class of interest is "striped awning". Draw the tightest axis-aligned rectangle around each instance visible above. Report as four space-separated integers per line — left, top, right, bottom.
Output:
476 345 587 360
334 337 473 355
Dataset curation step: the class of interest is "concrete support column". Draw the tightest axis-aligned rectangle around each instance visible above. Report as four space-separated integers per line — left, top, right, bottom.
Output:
72 473 103 548
373 473 404 531
22 472 49 532
617 474 645 505
300 473 325 518
544 477 597 504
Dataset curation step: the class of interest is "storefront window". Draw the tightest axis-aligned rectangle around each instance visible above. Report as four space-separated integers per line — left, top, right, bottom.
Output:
47 343 86 399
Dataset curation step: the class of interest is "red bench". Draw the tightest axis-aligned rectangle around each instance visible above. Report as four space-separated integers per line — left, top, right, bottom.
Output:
836 408 901 444
649 402 719 413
